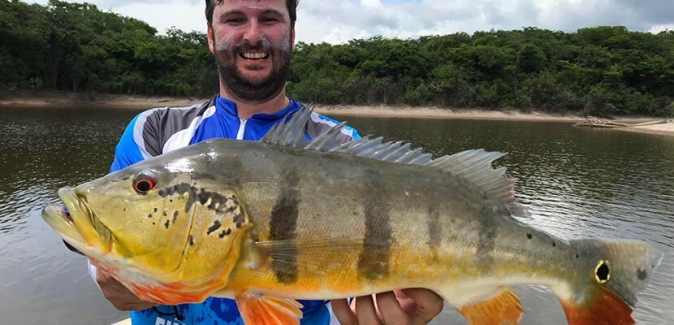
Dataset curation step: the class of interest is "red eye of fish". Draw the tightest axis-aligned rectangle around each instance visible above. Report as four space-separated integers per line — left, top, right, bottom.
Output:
132 172 157 193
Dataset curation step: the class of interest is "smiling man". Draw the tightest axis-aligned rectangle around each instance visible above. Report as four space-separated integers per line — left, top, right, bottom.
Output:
86 0 444 324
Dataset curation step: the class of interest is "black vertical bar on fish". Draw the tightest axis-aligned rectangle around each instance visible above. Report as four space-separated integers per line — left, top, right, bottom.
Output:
427 205 442 262
357 168 393 281
269 168 300 284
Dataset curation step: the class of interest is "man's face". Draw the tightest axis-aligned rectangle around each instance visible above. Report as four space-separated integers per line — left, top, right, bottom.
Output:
208 0 295 103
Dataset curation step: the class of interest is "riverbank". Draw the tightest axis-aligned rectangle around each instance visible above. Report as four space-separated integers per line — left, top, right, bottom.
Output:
2 91 672 137
0 90 203 109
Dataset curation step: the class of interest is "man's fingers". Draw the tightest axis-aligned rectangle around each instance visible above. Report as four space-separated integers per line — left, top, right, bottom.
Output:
376 291 411 325
399 289 444 325
355 295 380 325
331 299 358 325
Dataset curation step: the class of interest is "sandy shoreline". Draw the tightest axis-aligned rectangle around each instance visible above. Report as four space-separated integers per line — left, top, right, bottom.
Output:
2 91 673 137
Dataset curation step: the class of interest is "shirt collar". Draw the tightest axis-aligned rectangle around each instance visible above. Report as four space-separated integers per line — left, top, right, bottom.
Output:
215 94 301 121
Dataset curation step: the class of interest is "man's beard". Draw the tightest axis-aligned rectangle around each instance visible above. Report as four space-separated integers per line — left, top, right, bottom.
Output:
212 33 292 104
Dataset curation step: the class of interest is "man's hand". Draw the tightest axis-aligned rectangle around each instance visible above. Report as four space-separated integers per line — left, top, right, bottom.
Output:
331 289 444 325
96 269 156 311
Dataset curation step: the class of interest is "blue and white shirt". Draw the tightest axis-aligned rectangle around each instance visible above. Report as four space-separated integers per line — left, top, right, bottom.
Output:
92 95 360 325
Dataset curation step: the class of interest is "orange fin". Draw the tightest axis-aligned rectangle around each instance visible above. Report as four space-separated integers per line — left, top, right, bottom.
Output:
235 292 304 325
129 282 213 305
560 286 634 325
457 287 523 325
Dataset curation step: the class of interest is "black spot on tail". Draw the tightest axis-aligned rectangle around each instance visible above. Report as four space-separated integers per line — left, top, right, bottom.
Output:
357 169 392 281
596 261 610 282
637 268 648 280
269 168 300 285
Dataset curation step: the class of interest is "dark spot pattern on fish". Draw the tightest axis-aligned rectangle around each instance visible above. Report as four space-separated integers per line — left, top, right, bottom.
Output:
188 235 194 246
358 169 392 281
269 168 300 285
638 268 648 280
164 220 170 229
147 214 152 218
173 210 178 223
158 183 240 216
154 208 158 213
219 228 231 238
207 220 222 235
233 210 245 228
426 205 441 262
527 233 532 239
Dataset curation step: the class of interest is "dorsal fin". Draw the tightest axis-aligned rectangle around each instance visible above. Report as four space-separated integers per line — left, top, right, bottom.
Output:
261 105 531 219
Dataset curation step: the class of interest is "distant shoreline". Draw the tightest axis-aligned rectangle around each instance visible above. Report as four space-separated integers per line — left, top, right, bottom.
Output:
2 90 672 137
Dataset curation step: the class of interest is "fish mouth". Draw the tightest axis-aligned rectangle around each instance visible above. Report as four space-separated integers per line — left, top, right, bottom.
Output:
42 187 111 255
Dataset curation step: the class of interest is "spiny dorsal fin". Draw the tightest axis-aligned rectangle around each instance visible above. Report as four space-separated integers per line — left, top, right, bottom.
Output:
261 105 531 219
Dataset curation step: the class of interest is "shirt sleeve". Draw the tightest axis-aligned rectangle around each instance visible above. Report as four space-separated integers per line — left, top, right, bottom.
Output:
109 112 153 173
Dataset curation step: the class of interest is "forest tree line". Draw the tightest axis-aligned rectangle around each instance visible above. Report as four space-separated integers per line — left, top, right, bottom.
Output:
2 0 674 117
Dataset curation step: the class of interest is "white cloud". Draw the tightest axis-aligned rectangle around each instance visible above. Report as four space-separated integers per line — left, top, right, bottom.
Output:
26 0 674 44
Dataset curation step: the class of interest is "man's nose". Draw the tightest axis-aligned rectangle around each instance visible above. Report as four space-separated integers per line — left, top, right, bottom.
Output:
242 20 263 44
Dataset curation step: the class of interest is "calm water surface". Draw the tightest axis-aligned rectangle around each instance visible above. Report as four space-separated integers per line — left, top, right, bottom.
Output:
0 106 672 325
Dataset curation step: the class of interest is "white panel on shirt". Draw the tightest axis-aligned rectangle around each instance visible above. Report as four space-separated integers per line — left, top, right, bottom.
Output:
162 105 217 154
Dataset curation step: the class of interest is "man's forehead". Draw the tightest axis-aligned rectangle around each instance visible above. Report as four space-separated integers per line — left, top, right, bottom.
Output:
216 0 286 10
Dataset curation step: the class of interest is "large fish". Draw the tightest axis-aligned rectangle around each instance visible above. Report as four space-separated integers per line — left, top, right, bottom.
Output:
42 105 663 325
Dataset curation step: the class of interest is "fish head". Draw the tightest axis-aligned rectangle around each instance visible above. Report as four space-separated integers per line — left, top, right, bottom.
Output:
42 150 250 289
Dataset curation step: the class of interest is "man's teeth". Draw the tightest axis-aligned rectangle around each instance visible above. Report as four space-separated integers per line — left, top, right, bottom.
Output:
242 52 269 59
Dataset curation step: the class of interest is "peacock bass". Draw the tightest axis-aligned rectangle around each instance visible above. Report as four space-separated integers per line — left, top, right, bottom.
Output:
42 105 664 325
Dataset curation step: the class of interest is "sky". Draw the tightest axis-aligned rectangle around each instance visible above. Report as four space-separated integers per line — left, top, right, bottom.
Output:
29 0 674 44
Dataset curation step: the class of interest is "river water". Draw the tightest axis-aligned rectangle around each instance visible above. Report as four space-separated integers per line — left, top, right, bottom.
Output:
0 106 672 325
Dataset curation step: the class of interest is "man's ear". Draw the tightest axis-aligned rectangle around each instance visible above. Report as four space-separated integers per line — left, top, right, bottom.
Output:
207 23 215 54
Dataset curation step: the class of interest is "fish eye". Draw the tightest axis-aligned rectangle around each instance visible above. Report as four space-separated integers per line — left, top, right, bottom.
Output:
132 170 157 194
595 260 610 284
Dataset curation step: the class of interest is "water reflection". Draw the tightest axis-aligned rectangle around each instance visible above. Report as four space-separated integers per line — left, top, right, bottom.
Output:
0 108 672 324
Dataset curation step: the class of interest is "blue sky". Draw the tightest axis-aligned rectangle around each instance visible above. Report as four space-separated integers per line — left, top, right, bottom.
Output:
27 0 674 44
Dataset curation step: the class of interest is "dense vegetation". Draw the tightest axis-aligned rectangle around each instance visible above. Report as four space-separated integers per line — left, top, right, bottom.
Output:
2 0 674 116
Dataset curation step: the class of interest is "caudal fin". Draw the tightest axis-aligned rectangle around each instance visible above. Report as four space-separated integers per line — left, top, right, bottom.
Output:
556 238 664 325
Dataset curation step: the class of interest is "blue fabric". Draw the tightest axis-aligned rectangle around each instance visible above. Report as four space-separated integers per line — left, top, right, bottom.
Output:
109 95 341 325
110 113 146 173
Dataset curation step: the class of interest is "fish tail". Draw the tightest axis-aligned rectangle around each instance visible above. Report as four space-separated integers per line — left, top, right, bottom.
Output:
556 238 663 325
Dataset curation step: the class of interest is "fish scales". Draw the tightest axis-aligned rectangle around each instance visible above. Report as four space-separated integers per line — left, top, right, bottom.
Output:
41 105 665 325
223 142 591 301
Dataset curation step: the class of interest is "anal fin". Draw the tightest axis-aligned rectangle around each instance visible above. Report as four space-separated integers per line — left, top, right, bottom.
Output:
560 286 634 325
235 292 304 325
457 287 523 325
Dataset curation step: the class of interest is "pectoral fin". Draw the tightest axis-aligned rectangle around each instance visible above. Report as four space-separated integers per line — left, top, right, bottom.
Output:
235 292 304 325
457 287 523 325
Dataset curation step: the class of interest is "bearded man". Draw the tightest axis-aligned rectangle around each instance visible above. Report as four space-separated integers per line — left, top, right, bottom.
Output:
87 0 444 324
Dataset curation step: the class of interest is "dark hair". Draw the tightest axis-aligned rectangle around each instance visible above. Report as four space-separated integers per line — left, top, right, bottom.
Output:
205 0 299 27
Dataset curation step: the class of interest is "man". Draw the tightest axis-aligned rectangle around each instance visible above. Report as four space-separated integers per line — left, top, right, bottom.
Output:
90 0 445 324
